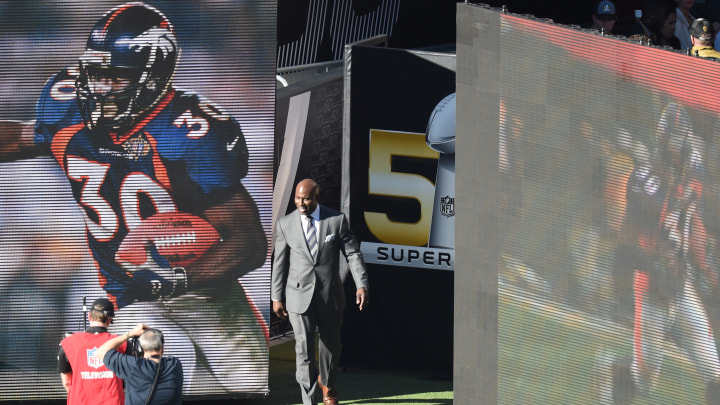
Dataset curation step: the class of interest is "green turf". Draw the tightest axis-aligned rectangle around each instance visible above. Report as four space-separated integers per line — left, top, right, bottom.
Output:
238 340 453 405
498 288 706 404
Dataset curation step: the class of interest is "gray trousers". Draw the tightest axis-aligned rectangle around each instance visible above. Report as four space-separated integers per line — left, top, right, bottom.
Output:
288 294 343 405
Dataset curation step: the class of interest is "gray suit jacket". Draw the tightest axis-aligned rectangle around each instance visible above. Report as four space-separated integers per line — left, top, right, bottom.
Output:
272 205 369 314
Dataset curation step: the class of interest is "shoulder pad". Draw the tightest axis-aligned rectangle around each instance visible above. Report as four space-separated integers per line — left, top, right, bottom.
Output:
36 68 80 126
167 89 249 177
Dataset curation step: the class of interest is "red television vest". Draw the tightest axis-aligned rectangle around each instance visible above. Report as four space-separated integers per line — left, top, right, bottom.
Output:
61 331 127 405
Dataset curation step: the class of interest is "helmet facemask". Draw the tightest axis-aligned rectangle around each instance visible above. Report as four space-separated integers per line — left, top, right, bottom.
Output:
77 62 142 133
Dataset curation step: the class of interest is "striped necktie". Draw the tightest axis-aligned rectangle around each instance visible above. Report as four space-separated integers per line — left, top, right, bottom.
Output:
304 215 318 259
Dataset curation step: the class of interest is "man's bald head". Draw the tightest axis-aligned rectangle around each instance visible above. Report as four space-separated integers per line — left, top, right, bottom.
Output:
295 179 319 215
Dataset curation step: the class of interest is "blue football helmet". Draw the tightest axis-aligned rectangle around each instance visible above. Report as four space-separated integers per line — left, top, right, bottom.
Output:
76 2 179 133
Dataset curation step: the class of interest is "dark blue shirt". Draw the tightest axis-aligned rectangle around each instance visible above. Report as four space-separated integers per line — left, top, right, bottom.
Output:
104 350 183 405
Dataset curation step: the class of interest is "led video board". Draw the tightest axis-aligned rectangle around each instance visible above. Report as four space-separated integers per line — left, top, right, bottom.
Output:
457 3 720 404
0 1 275 400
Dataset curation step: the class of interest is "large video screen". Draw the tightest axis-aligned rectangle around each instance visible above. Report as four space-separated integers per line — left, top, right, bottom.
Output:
457 4 720 404
0 1 275 400
496 10 720 405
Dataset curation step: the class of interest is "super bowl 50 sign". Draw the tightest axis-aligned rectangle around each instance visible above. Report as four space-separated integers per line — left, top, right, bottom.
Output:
361 124 454 271
345 47 456 272
342 47 456 374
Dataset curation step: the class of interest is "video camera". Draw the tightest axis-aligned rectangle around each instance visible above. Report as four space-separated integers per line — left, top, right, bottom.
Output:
126 336 144 358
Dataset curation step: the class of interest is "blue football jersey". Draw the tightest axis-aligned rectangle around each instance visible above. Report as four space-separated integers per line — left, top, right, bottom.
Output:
34 67 249 308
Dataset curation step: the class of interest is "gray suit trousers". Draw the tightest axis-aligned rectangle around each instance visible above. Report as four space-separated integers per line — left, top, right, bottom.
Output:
288 292 343 405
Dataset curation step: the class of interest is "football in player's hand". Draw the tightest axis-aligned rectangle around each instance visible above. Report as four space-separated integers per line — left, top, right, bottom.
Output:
117 212 220 267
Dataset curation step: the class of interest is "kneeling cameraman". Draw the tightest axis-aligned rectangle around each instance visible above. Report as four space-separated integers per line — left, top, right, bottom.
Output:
97 324 183 405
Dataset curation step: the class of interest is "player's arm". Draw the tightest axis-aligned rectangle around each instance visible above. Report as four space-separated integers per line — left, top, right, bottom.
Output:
689 207 720 302
185 183 267 287
0 120 38 159
116 184 266 299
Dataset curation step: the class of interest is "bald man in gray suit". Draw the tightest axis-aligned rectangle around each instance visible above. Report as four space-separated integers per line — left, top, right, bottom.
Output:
272 178 369 405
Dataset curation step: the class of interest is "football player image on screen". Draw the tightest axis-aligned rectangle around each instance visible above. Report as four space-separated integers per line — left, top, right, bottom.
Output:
597 102 720 404
0 2 268 394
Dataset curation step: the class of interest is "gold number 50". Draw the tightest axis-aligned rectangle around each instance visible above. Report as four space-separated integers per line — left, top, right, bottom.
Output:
365 129 438 246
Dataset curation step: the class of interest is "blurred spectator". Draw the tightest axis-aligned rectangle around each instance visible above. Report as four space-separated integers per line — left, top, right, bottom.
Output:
627 0 682 48
592 0 619 34
690 18 720 57
676 0 697 50
656 4 684 47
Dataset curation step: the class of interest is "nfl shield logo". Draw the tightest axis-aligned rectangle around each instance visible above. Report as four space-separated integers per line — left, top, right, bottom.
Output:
440 196 455 217
87 347 103 369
